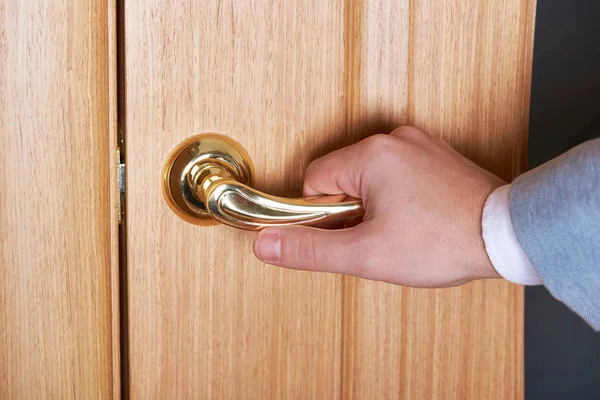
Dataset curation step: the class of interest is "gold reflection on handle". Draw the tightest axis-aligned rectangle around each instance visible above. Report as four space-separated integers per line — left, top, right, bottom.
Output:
201 169 364 231
162 133 365 231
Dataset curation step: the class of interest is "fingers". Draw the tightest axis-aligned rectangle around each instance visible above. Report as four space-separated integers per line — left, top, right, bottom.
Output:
302 133 400 198
301 143 364 197
252 225 367 275
302 127 429 198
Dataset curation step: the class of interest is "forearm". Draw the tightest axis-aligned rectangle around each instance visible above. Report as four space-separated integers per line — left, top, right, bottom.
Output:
484 139 600 330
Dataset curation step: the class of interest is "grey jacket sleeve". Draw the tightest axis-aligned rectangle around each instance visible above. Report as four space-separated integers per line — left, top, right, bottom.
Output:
509 139 600 330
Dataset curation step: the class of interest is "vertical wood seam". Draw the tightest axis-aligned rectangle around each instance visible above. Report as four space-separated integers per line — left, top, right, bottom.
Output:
341 1 363 398
115 0 130 397
108 0 121 397
516 0 537 178
406 0 417 127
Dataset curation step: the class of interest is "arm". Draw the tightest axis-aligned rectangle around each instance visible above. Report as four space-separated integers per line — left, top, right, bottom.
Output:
252 128 599 329
510 139 600 329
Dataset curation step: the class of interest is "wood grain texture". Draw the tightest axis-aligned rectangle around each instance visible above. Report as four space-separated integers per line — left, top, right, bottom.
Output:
340 1 533 398
0 0 119 398
124 0 534 398
124 1 345 398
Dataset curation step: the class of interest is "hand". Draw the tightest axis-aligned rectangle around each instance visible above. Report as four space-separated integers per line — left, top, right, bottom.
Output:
252 127 504 287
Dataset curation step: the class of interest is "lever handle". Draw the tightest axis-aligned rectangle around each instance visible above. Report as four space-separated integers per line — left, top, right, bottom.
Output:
162 134 364 230
202 174 363 231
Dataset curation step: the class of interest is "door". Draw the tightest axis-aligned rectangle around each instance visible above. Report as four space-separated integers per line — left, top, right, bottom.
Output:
1 0 119 397
1 0 534 397
123 1 534 398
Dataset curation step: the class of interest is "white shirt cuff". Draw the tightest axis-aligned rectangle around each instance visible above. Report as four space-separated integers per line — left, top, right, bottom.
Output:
482 184 542 286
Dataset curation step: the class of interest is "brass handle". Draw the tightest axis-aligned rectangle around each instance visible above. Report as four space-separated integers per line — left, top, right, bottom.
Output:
162 133 364 231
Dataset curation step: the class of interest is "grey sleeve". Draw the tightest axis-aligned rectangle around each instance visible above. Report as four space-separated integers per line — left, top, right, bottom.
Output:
509 139 600 330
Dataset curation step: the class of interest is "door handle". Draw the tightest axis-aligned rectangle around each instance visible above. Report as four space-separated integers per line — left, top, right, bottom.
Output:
162 134 364 231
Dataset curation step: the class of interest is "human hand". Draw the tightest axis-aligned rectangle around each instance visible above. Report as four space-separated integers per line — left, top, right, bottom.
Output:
252 127 504 287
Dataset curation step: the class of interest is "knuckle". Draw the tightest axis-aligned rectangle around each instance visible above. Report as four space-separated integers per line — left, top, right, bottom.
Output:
347 235 378 278
296 233 317 267
302 162 320 190
353 259 374 279
355 257 384 281
361 134 397 156
391 126 428 141
304 158 320 176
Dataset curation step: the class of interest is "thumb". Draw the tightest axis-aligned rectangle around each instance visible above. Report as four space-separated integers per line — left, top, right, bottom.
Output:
253 225 366 274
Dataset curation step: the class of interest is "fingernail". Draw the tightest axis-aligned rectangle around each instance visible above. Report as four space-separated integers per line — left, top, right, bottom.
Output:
254 232 281 262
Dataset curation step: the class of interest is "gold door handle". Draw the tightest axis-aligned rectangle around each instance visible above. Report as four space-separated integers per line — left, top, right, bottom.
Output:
162 134 364 231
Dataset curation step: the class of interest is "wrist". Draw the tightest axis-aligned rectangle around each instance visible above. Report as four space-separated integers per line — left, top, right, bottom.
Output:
481 184 542 285
463 176 506 281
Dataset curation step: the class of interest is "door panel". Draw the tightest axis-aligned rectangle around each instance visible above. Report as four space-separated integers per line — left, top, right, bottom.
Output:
124 0 533 398
124 2 345 398
0 0 119 398
341 1 531 398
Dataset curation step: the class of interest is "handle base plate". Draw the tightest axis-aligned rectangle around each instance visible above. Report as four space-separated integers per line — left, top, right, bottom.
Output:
162 133 254 225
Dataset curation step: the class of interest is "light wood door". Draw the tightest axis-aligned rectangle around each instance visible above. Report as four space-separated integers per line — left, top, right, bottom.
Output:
0 0 120 398
124 0 534 398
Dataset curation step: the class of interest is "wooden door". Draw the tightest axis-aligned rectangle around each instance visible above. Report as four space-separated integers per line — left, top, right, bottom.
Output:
0 0 120 397
124 0 534 398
